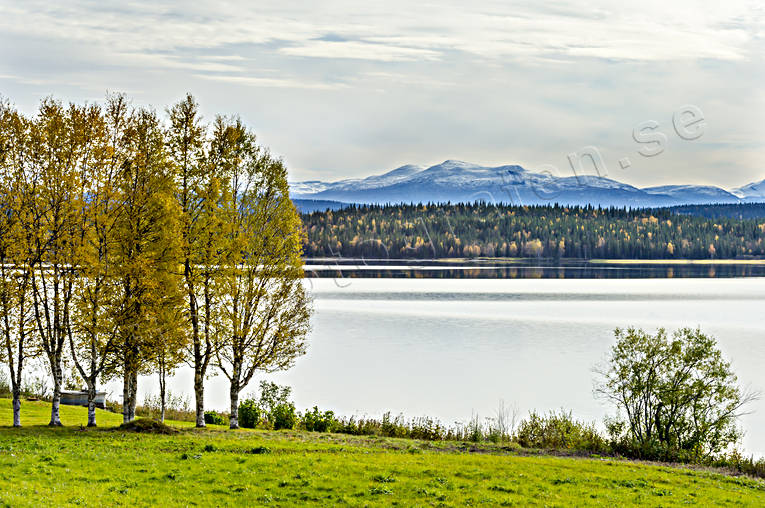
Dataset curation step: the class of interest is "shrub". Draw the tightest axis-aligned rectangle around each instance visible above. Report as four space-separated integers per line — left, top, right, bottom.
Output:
409 417 445 441
714 449 765 479
204 411 226 426
597 327 755 462
238 399 261 429
516 410 608 454
380 412 408 438
249 381 297 429
271 402 297 430
466 413 484 443
258 381 292 415
301 406 337 432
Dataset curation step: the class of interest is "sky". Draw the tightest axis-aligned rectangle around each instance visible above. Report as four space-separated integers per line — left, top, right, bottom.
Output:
0 0 763 188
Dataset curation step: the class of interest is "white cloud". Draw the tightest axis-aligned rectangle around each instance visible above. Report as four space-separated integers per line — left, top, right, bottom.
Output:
194 74 348 90
0 0 762 185
1 1 761 64
280 41 441 62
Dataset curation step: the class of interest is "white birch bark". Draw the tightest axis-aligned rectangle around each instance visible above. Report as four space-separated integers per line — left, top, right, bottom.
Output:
49 364 62 427
194 371 205 427
87 383 97 427
12 396 21 427
229 384 239 429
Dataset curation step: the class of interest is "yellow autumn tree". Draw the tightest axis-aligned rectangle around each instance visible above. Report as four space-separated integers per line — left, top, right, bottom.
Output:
213 119 311 429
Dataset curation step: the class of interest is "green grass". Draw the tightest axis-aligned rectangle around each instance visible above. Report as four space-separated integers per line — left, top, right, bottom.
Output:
1 399 764 506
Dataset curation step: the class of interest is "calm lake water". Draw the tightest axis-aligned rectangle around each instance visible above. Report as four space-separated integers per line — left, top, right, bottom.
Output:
116 275 765 455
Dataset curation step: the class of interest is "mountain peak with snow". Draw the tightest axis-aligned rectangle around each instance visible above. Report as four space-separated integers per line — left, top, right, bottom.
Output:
290 162 764 208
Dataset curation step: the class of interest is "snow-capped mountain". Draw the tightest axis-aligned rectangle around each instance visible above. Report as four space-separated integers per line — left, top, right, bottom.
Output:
732 179 765 201
289 160 763 208
642 185 740 203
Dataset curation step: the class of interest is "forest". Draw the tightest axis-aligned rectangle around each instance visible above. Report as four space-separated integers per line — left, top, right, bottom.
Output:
0 94 310 430
301 202 765 259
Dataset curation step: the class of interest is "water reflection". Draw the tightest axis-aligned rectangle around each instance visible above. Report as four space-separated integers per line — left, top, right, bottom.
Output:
304 259 765 279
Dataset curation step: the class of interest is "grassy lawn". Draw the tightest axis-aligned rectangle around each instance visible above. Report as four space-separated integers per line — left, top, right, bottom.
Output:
1 399 764 506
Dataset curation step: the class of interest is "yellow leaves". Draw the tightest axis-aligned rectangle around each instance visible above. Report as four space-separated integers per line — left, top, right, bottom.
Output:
523 238 544 256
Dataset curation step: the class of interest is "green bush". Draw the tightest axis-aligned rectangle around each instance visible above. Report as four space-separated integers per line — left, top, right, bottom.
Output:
380 412 408 438
714 449 765 479
598 327 752 462
301 406 337 432
271 402 297 430
516 410 608 454
204 411 226 426
238 399 261 429
409 417 446 441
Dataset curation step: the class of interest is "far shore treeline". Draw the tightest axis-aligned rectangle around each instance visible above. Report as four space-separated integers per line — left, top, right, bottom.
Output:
301 202 765 259
0 94 311 430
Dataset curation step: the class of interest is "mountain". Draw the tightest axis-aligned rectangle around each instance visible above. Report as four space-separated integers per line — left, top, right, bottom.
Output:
732 179 765 202
290 160 764 208
642 185 740 204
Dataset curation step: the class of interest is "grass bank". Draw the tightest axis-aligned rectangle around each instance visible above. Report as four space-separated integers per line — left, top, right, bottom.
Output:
1 400 764 506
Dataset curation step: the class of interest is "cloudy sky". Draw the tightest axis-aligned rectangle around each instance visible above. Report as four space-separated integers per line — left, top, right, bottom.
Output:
1 0 763 187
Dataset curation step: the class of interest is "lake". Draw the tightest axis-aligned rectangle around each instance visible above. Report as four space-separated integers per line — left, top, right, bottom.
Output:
115 272 765 455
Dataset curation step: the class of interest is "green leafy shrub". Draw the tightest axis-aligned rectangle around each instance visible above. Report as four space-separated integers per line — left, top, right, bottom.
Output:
301 406 337 432
380 412 408 438
253 381 296 429
597 327 754 462
409 417 445 441
713 449 765 479
204 411 226 426
516 410 608 454
238 399 261 429
466 413 484 443
272 402 297 430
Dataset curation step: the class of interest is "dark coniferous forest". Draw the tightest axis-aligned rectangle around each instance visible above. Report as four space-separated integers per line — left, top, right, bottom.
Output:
301 202 765 259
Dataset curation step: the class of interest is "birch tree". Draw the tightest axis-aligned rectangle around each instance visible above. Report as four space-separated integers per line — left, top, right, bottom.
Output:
27 99 91 426
214 119 311 429
112 107 182 423
0 100 38 427
167 94 223 427
148 301 186 423
69 96 127 426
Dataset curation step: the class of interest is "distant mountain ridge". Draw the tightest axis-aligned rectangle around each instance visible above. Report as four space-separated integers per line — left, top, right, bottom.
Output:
290 160 765 208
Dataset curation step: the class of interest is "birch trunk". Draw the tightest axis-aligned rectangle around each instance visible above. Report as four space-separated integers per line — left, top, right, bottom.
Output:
194 369 205 427
229 382 240 429
12 393 21 427
123 367 138 423
123 369 131 423
129 369 137 421
160 378 166 423
49 363 63 427
86 382 97 427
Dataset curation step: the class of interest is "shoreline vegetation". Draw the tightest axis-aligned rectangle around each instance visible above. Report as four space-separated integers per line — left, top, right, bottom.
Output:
2 399 765 506
4 327 764 483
